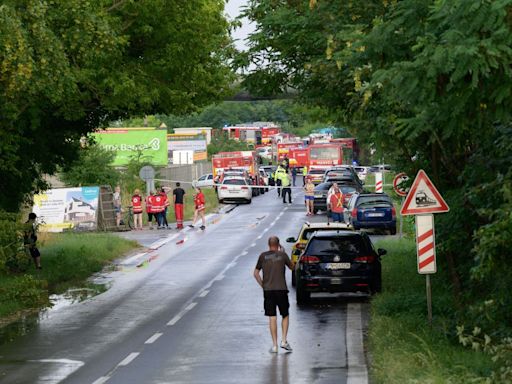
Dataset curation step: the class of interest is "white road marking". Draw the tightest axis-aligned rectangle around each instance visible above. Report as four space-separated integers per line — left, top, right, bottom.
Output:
262 228 269 233
257 234 263 239
92 376 110 384
346 303 368 384
185 302 197 311
121 252 147 265
241 251 248 256
144 333 163 344
215 275 225 281
118 352 139 367
250 243 256 247
167 314 183 326
199 290 209 297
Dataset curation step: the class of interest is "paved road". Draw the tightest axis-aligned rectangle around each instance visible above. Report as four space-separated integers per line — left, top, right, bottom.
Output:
0 190 371 384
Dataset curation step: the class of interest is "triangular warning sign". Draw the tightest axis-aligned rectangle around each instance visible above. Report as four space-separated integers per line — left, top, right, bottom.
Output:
401 169 449 215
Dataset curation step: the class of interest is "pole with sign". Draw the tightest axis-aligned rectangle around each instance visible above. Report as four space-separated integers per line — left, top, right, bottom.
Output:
393 173 409 239
401 169 449 326
375 172 383 193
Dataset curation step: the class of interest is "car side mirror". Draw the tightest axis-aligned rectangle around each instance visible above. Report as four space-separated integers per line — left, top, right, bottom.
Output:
286 237 297 243
377 248 387 256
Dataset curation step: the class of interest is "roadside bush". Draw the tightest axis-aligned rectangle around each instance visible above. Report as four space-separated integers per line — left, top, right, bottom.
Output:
0 212 31 273
0 275 48 309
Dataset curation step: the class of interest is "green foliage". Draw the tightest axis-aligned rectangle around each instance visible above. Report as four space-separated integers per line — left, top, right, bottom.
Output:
0 275 48 309
0 212 30 274
0 0 234 212
60 143 121 187
207 133 252 159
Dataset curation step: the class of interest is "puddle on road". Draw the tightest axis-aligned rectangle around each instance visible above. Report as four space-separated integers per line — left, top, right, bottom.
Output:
0 283 107 344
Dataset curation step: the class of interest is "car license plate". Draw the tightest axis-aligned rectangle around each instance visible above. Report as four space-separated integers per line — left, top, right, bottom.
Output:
330 278 342 284
367 212 384 217
326 262 351 270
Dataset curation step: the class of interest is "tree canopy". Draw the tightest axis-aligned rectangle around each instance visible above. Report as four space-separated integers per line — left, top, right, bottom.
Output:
239 0 512 340
0 0 234 211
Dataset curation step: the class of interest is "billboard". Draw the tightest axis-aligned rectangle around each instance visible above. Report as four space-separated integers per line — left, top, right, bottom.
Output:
32 187 100 232
93 128 168 166
167 134 207 163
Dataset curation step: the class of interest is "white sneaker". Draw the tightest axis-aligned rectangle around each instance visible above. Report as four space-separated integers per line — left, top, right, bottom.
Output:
280 341 292 352
269 345 278 354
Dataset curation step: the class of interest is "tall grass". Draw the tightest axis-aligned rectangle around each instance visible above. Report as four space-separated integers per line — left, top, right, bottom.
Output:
369 239 493 383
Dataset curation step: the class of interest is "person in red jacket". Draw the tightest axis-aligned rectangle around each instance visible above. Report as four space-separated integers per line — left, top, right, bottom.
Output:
189 187 206 230
146 191 155 230
328 185 345 223
131 189 144 230
151 191 165 229
159 187 170 229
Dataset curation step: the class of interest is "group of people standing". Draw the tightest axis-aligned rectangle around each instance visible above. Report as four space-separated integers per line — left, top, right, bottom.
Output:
127 184 206 231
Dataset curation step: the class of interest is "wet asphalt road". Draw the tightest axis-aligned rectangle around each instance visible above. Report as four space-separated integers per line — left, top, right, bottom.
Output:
0 189 374 384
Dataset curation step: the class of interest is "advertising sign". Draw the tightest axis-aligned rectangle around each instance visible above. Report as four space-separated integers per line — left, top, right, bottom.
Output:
93 129 168 166
33 187 100 232
167 134 207 164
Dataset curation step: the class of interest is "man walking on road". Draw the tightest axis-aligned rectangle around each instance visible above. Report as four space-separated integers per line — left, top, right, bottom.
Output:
254 236 294 354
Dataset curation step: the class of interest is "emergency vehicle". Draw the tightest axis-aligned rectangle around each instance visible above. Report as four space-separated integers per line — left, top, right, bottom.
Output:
212 151 262 195
308 143 344 169
330 138 359 164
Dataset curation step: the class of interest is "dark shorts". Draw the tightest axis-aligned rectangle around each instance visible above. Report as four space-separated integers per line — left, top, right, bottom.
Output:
264 290 289 317
305 195 314 201
147 213 153 221
331 212 343 222
29 247 41 258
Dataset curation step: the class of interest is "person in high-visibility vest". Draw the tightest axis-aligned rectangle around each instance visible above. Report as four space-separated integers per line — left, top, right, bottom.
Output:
281 171 292 204
131 189 143 230
328 184 345 223
152 192 166 229
302 166 308 186
274 165 286 197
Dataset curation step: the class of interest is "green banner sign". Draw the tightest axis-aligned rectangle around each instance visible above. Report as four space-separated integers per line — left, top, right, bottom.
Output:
93 129 168 166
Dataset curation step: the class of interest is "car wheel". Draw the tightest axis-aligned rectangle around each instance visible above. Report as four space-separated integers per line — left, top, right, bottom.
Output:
218 199 223 204
247 199 252 204
296 283 310 304
370 276 382 295
291 273 296 287
390 227 397 235
313 208 319 214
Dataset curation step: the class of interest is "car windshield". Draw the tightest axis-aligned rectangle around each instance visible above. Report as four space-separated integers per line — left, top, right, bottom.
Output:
223 179 246 185
306 236 368 256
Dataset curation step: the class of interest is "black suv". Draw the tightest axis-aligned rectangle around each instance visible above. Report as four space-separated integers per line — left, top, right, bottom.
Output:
295 230 386 304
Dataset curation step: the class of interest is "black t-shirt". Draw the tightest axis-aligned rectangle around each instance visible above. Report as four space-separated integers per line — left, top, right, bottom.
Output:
173 188 185 204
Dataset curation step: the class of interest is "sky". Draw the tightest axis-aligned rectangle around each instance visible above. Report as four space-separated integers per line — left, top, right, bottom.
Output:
224 0 254 51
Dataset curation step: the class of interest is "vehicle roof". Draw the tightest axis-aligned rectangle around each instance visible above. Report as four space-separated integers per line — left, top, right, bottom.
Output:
309 230 362 238
354 192 391 198
299 222 352 230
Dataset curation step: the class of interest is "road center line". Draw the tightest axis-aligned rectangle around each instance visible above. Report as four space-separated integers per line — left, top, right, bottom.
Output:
118 352 140 367
241 250 248 255
250 242 256 247
144 333 163 344
199 290 209 297
185 302 197 311
91 376 110 384
256 234 263 239
167 313 183 326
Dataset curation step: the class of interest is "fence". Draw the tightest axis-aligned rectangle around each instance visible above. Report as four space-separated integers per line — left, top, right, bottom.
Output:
158 162 212 190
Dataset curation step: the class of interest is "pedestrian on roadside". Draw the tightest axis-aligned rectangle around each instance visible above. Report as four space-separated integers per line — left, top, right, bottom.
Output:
152 191 165 229
304 177 315 216
159 187 170 229
24 213 42 269
146 191 155 229
329 184 345 223
281 171 292 204
302 166 308 186
189 187 206 230
173 182 186 229
291 167 297 187
253 236 294 354
113 185 122 226
131 189 144 230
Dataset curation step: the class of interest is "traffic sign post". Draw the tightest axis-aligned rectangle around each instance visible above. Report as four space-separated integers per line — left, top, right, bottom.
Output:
401 170 449 327
393 173 409 239
139 166 156 195
375 172 383 193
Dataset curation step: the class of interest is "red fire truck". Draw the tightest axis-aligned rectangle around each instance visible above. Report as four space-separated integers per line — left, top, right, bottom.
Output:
330 138 359 164
222 126 262 146
261 127 281 144
212 151 262 194
275 143 309 168
308 143 344 169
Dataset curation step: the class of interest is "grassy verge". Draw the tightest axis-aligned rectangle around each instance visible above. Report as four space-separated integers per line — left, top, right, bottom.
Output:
0 233 138 321
369 238 494 383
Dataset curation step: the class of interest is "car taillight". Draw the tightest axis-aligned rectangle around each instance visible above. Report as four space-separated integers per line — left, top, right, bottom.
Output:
221 186 228 190
353 255 375 263
391 206 396 218
300 255 320 264
241 186 249 190
351 208 358 218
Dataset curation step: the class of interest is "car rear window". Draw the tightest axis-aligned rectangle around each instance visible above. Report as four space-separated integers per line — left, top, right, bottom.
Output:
223 179 246 185
310 169 325 174
306 236 369 256
356 196 392 207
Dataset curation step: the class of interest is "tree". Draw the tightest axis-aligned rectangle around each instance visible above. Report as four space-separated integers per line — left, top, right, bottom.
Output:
0 0 234 211
60 144 120 187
